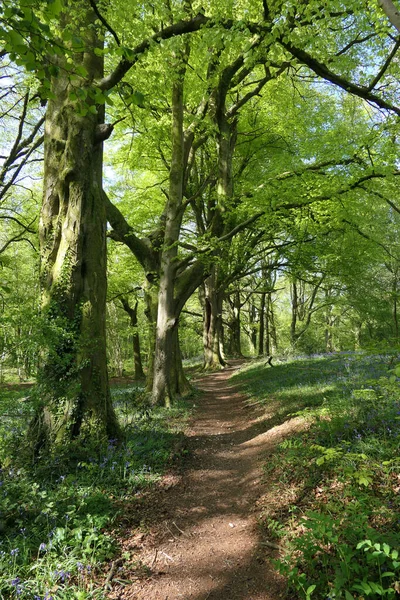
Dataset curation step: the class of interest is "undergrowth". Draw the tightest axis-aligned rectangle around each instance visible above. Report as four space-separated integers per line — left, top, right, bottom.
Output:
234 352 400 600
0 382 190 599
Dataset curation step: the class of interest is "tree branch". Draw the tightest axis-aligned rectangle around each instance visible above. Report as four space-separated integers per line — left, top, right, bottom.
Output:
98 14 211 91
342 217 397 259
281 40 400 116
0 214 36 232
88 0 121 46
336 33 377 57
367 38 400 91
217 211 265 243
103 190 158 273
378 0 400 32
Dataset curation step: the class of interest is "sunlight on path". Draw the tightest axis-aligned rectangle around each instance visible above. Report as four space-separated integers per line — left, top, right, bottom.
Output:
114 362 304 600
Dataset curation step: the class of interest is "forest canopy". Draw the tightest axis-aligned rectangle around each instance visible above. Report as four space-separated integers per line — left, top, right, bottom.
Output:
2 2 400 600
0 0 400 441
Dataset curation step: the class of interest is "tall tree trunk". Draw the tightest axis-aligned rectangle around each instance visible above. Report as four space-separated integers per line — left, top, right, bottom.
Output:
265 294 272 356
132 308 145 380
120 298 145 380
354 321 363 349
393 271 399 339
201 272 226 369
32 1 120 451
152 52 186 406
325 313 333 353
290 280 298 347
258 292 266 356
143 285 158 392
228 290 242 357
170 326 192 396
249 303 257 354
324 290 334 352
201 102 236 369
268 295 278 353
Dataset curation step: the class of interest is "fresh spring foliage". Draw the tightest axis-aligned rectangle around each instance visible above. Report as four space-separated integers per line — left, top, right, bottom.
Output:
0 383 190 599
233 353 400 600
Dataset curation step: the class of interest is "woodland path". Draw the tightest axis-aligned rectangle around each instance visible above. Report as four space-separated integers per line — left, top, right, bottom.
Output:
112 361 305 600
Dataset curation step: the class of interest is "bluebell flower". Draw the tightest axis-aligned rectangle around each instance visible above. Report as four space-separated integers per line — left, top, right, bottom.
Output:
53 569 70 582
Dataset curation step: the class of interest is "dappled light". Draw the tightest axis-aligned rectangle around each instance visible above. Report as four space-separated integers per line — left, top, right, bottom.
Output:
117 362 293 600
2 1 400 598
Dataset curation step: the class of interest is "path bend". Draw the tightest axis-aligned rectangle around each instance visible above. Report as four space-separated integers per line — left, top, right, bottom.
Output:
112 361 303 600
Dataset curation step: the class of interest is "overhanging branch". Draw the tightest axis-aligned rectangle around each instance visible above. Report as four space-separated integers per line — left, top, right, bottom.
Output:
281 40 400 116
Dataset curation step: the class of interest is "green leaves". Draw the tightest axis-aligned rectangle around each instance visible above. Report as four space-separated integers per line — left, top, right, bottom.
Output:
0 1 61 97
46 0 64 18
128 90 145 107
305 584 316 598
312 444 343 465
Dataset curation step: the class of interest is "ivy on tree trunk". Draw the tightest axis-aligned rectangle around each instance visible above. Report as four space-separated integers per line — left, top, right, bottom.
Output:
32 0 120 452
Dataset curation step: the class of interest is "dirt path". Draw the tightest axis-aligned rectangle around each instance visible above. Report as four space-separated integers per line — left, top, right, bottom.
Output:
113 362 304 600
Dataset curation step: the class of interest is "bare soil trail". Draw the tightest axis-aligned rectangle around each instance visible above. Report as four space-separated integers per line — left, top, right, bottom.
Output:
113 361 304 600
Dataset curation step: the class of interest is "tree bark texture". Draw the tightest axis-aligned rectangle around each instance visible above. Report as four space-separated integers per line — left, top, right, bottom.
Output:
33 1 120 451
378 0 400 32
152 53 186 406
258 292 266 356
200 85 237 367
227 290 242 357
290 280 298 347
201 272 226 369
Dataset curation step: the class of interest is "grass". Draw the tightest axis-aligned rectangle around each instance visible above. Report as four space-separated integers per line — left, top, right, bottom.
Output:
0 381 191 600
233 352 400 600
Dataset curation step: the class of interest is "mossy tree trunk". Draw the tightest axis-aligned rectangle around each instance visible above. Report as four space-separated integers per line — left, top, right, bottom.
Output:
258 291 266 356
143 284 158 392
227 290 243 358
152 50 187 406
201 272 226 370
33 1 120 451
170 326 192 396
248 302 257 354
105 123 203 402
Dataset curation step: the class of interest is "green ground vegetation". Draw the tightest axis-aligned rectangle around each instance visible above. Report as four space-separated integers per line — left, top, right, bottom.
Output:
233 353 400 600
0 382 191 599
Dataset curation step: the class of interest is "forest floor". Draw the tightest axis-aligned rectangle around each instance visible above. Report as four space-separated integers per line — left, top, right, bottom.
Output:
109 360 306 600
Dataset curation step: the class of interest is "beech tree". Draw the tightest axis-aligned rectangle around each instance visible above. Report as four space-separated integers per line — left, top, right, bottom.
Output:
2 0 400 434
105 20 281 397
0 0 215 447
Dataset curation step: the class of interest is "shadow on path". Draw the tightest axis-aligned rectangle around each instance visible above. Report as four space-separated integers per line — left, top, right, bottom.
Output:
111 361 303 600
